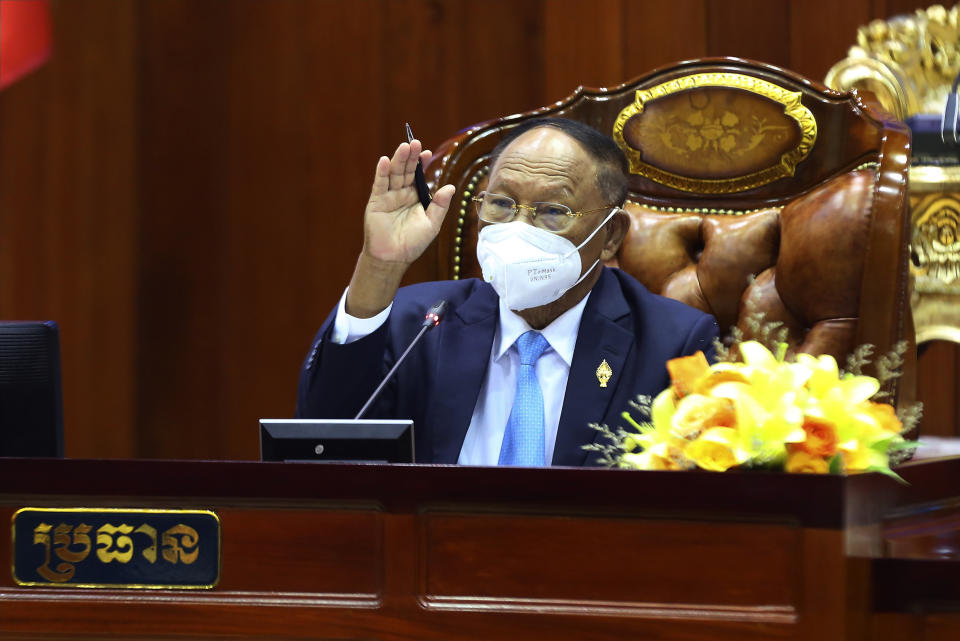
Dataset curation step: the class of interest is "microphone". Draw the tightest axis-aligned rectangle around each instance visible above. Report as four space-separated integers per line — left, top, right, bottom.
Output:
353 300 448 420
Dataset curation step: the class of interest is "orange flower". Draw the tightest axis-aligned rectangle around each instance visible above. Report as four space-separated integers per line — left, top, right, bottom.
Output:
860 401 902 433
670 394 736 440
666 351 711 398
785 450 829 474
796 415 838 458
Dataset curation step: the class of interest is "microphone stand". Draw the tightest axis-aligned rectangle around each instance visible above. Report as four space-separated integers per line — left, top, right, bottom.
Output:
353 300 447 420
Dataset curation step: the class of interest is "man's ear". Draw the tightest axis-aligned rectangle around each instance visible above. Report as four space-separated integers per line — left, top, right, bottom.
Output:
600 208 630 260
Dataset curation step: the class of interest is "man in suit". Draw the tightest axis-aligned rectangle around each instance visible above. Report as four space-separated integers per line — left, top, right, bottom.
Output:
297 118 718 466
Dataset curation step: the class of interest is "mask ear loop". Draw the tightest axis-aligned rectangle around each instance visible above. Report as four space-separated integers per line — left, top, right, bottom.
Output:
558 207 623 293
570 258 600 288
563 207 622 259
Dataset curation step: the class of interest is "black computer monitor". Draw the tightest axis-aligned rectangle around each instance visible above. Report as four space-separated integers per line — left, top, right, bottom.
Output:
259 419 414 463
0 321 64 457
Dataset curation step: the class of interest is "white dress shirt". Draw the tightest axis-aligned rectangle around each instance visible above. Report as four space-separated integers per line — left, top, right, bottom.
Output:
330 288 590 465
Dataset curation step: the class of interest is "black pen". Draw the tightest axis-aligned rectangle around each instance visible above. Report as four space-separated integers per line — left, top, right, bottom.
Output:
405 123 433 210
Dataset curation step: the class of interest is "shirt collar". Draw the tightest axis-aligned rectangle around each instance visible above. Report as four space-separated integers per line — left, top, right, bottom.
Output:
493 292 592 367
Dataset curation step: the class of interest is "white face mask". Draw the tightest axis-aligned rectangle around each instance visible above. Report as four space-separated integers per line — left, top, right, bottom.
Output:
476 208 619 311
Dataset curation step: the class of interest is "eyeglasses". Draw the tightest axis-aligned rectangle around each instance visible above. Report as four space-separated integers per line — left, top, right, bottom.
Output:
472 191 615 233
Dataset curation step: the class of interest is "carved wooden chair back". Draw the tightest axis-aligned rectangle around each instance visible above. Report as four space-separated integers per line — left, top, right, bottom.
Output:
425 57 914 400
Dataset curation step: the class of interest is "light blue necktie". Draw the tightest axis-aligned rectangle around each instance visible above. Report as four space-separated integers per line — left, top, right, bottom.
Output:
499 330 550 466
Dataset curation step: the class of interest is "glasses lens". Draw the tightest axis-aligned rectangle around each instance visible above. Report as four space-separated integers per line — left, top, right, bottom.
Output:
533 202 574 232
477 192 516 223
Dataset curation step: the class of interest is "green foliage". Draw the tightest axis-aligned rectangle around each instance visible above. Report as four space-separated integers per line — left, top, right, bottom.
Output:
712 335 733 363
721 309 790 362
584 423 627 468
871 340 907 399
867 464 909 485
628 394 653 419
586 393 660 467
896 402 923 437
828 454 843 474
844 344 875 377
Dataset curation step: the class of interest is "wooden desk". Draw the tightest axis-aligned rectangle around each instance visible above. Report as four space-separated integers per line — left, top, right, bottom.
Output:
0 457 958 640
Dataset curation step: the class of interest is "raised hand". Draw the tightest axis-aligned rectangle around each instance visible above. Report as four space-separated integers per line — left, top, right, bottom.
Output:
346 139 455 318
362 140 455 264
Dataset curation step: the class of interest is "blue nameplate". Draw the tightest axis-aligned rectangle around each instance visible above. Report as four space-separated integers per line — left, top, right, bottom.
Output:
12 508 220 589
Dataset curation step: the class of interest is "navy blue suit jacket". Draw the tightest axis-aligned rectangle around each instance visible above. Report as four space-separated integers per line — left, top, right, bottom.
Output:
296 267 718 466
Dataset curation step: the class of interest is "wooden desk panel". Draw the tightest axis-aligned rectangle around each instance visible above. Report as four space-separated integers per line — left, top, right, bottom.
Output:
216 506 383 598
0 457 957 640
420 511 800 609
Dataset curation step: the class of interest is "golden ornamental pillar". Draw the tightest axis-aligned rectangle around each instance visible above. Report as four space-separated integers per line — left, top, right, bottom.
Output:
826 3 960 343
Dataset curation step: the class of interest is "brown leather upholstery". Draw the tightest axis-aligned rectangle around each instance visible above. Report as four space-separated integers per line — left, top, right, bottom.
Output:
424 58 914 404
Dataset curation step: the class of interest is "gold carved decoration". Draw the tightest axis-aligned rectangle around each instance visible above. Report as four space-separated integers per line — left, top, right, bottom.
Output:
827 5 960 344
909 168 960 343
612 73 817 194
825 3 960 119
912 194 960 287
909 189 960 343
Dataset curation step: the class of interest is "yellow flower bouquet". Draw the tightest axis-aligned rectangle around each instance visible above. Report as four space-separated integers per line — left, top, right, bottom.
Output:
587 339 920 481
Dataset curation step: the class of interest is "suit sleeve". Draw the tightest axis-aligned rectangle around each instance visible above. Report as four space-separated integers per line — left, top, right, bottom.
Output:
295 311 395 419
681 314 720 362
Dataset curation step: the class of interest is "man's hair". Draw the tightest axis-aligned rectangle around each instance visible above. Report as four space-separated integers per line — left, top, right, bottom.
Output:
488 118 629 206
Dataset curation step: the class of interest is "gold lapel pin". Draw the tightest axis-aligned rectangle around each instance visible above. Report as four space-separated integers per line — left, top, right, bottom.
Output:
596 359 612 388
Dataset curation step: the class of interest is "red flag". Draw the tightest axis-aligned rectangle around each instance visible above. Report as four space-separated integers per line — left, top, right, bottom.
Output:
0 0 52 90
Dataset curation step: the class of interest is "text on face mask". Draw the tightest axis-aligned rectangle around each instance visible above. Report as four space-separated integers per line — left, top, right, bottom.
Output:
526 266 558 282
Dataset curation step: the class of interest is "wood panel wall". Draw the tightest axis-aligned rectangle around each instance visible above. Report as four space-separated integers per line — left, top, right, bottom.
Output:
0 0 950 460
0 0 137 457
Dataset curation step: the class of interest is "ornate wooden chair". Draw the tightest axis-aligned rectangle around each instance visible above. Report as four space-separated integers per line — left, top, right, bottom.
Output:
424 57 914 403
